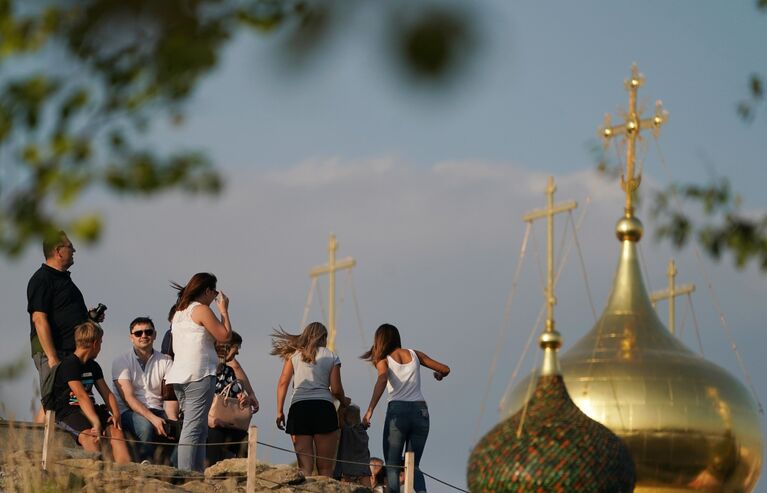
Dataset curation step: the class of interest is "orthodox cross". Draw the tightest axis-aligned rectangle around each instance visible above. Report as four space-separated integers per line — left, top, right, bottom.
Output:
599 63 669 216
650 259 695 335
309 234 356 351
522 176 577 343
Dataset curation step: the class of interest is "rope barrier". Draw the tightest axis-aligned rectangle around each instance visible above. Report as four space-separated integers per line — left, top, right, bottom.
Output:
418 467 470 493
73 428 246 447
255 440 405 469
72 428 404 469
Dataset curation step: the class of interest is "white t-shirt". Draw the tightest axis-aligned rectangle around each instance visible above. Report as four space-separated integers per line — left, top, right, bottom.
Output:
164 302 218 384
112 349 173 414
290 346 341 405
387 349 425 402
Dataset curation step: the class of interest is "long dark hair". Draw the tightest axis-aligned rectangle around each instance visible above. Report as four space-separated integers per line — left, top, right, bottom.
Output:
168 272 217 322
360 323 402 365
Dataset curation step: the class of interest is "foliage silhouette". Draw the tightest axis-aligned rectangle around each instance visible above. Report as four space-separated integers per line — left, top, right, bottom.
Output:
0 0 476 256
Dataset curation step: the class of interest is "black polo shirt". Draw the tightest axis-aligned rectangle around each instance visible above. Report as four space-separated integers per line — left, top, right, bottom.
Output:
27 263 88 354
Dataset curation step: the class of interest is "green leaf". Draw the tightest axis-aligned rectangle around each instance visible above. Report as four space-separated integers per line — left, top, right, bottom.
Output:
236 4 285 32
72 139 91 162
0 106 11 143
750 74 763 99
60 88 89 120
109 131 125 151
51 132 72 156
21 144 40 164
68 214 102 242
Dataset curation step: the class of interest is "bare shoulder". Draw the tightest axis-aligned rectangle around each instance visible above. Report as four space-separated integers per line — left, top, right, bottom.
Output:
390 348 413 364
190 303 213 323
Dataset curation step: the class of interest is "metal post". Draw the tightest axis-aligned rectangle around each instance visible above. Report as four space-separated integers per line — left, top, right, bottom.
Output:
246 426 258 493
41 410 56 471
404 451 415 493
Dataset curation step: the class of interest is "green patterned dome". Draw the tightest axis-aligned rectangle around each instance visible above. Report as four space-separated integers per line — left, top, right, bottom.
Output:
467 374 636 492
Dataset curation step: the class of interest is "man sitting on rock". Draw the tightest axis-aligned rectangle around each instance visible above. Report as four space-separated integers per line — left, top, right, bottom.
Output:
52 321 131 462
112 316 177 464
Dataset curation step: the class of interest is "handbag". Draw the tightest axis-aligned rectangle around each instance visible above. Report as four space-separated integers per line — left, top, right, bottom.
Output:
208 381 252 431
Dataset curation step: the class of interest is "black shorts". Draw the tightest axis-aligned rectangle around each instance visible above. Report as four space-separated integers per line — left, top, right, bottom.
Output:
286 400 338 435
58 404 111 437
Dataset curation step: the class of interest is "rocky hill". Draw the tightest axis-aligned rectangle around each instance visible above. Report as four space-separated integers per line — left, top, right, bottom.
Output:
2 449 373 493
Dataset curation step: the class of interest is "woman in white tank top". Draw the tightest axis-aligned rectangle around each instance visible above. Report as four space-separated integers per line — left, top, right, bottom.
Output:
361 324 450 493
164 272 233 472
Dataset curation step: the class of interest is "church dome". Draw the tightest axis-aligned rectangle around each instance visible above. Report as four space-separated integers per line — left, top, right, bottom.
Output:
469 329 636 492
501 216 763 492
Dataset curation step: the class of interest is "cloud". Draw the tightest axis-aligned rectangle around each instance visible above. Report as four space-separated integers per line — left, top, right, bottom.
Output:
266 156 400 188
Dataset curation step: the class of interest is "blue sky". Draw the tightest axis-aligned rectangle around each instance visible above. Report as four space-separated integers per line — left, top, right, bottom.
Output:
155 1 766 202
1 1 766 490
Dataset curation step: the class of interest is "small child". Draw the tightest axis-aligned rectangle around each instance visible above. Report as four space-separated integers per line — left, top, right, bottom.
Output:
334 404 372 483
52 321 131 462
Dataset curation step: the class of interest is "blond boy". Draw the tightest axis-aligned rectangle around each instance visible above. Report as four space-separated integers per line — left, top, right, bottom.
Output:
52 321 130 462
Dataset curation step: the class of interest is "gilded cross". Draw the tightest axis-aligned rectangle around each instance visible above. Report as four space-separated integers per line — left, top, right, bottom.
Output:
309 234 356 351
522 176 577 336
650 259 695 335
599 64 668 215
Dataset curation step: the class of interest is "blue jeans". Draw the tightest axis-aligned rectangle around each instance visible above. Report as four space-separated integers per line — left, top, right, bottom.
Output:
383 401 430 493
121 408 177 465
174 376 215 472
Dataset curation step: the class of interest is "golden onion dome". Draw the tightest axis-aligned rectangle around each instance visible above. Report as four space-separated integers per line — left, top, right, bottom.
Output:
501 215 763 492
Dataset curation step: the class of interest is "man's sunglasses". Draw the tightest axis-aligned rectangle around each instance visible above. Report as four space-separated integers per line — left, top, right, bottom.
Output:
131 329 155 337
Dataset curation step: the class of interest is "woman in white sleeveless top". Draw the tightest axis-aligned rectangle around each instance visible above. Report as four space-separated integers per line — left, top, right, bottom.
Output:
361 324 450 493
272 322 351 477
164 272 232 472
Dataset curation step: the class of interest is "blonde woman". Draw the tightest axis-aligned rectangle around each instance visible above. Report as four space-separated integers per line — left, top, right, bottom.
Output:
272 322 351 476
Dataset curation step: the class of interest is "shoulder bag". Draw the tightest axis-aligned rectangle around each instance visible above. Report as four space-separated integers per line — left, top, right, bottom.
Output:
208 381 252 430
